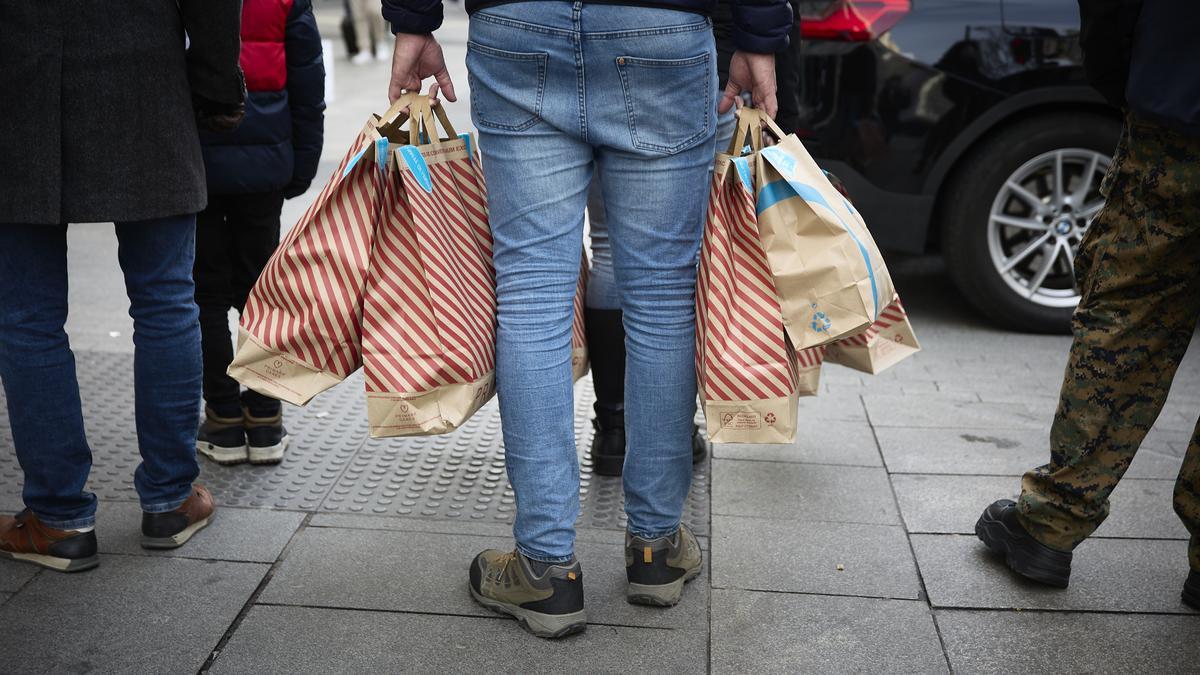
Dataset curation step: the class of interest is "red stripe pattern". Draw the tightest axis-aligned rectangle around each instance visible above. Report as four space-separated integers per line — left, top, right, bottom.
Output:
696 168 799 403
836 295 906 347
362 147 496 398
571 252 588 378
241 125 384 383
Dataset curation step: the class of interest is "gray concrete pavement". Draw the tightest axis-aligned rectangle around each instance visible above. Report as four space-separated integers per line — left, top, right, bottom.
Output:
4 5 1200 673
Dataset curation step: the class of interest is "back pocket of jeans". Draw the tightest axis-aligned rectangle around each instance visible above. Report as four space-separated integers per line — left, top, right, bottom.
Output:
616 53 712 154
467 42 548 132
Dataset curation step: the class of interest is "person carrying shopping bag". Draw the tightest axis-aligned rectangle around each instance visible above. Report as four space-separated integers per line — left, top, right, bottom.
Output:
382 0 791 638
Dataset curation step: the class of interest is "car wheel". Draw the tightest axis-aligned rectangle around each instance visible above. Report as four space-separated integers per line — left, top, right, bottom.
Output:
940 113 1121 333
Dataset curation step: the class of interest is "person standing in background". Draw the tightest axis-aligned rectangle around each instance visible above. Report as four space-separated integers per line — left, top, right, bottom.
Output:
0 1 244 572
194 0 326 467
351 0 391 63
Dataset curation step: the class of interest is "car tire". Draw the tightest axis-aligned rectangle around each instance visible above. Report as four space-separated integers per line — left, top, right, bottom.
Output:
940 113 1121 333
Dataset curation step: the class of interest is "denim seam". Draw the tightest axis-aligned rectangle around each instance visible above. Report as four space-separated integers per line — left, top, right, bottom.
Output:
471 12 576 38
468 43 548 132
616 52 712 155
573 1 587 142
34 513 96 530
584 20 712 41
516 542 574 565
141 494 190 513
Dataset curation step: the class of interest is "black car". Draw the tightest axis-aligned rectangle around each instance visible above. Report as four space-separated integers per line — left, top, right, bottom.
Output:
794 0 1119 332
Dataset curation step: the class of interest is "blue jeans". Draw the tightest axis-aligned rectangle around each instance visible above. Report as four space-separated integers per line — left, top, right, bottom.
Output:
468 2 717 562
587 111 738 310
0 217 202 528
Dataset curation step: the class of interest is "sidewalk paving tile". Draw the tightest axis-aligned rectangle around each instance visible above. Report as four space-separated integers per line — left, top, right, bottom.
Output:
0 593 9 607
893 474 1189 540
0 559 37 592
0 555 267 674
710 590 947 674
96 501 305 563
711 515 920 599
877 427 1182 480
259 527 706 630
712 421 882 467
712 460 899 525
211 605 707 674
794 393 870 423
912 534 1198 614
863 394 1050 430
937 609 1200 674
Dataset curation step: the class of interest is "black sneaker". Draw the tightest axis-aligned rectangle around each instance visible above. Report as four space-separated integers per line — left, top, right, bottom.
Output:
469 549 587 639
196 407 247 465
626 523 702 607
244 407 289 465
1184 570 1200 610
975 499 1072 588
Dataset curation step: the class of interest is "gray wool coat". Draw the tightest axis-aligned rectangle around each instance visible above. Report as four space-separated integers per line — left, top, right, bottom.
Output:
0 1 244 225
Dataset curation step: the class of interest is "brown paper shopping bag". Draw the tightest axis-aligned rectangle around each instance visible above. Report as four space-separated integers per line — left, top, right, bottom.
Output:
361 98 498 437
824 295 920 374
229 102 414 405
697 153 801 444
796 346 825 396
747 110 895 350
572 253 590 382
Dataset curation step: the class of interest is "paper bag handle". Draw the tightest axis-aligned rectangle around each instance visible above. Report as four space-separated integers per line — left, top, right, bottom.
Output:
406 95 461 147
725 107 789 156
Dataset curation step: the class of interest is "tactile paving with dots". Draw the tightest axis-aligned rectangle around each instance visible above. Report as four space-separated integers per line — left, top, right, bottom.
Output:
320 381 711 535
0 351 709 534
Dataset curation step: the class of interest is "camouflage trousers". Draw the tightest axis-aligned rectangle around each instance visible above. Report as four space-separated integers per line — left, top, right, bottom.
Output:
1017 115 1200 571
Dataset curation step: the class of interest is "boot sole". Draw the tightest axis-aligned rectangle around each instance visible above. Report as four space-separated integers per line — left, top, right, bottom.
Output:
142 514 213 550
975 510 1070 588
248 435 290 465
469 585 587 639
197 441 248 466
0 549 99 573
627 565 702 607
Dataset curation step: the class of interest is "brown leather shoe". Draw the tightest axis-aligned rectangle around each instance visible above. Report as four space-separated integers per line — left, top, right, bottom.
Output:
141 485 215 550
0 510 99 573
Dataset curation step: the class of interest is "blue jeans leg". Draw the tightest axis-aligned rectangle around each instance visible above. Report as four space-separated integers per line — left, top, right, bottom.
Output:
115 215 203 513
0 224 96 529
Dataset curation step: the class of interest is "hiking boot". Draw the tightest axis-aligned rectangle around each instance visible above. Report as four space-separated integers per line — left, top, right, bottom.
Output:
0 510 99 573
468 549 587 639
244 406 289 465
1184 570 1200 610
625 523 702 607
142 485 215 549
976 499 1072 588
197 406 247 465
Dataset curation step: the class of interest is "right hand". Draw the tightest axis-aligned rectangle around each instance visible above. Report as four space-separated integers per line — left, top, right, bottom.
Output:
388 33 457 104
719 50 778 119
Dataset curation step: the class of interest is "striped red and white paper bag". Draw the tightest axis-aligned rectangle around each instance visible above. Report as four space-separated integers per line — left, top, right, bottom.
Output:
229 118 393 406
823 295 920 374
696 156 802 444
572 253 590 382
362 99 497 437
796 346 825 396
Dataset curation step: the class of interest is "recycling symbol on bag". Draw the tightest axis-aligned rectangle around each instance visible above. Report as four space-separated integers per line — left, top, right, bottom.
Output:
764 413 777 424
811 311 832 334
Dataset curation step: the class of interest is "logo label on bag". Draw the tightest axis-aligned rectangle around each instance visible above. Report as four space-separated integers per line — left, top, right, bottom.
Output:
731 157 753 193
721 412 762 430
376 138 390 172
810 306 832 334
399 146 434 193
762 146 796 176
343 147 368 177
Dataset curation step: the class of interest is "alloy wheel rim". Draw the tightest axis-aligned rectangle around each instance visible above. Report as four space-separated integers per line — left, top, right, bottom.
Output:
986 148 1110 309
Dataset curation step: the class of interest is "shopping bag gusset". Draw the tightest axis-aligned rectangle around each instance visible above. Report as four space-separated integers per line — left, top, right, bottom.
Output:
752 116 895 350
824 294 920 374
696 154 801 444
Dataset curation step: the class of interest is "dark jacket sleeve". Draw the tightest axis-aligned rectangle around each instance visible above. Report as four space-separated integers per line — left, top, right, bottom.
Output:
180 0 246 106
382 0 444 34
285 0 327 197
730 0 793 53
1077 0 1143 108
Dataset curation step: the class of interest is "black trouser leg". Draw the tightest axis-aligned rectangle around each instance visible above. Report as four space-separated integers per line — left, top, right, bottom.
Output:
194 197 240 417
228 191 286 417
585 307 626 421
